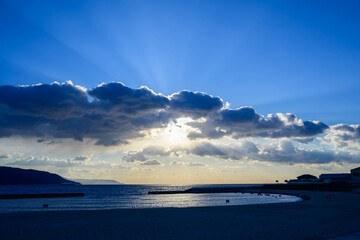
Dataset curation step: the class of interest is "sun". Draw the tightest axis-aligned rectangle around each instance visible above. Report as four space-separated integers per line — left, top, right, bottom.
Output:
162 118 193 145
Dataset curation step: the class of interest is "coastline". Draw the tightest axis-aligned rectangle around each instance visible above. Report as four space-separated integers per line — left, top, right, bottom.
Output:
149 186 312 201
1 190 360 240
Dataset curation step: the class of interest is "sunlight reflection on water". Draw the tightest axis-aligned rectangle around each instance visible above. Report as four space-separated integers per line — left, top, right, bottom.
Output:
0 185 300 213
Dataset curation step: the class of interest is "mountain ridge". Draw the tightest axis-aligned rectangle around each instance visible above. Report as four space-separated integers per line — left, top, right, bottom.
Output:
0 166 79 185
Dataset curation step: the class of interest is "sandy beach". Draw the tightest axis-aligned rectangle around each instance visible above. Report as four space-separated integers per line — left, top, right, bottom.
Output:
1 190 360 240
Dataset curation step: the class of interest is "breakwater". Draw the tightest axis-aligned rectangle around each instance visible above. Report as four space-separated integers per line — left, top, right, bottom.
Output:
0 193 85 199
149 183 357 196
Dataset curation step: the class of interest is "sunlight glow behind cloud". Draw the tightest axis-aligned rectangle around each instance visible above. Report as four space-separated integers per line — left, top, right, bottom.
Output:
0 81 359 184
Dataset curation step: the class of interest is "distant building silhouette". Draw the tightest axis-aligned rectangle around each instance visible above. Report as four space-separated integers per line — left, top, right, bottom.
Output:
288 174 319 184
319 174 351 184
351 167 360 185
287 167 360 186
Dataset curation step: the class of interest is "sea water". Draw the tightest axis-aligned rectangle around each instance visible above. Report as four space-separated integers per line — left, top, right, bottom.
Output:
0 184 300 213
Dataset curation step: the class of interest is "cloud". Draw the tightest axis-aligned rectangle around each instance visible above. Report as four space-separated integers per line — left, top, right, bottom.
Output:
278 140 296 153
7 155 117 169
123 134 360 166
171 140 360 165
8 156 82 168
187 109 329 140
0 82 171 146
187 162 206 167
0 154 11 159
187 142 242 160
176 141 258 160
88 82 169 116
169 160 206 167
169 90 223 118
142 145 170 156
257 141 360 164
140 159 163 166
0 81 88 119
73 155 90 162
122 152 147 163
169 160 186 166
324 124 360 149
240 141 260 154
0 81 330 146
122 146 172 165
292 137 314 144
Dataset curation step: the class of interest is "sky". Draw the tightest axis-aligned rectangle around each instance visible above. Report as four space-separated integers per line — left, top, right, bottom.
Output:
0 0 359 184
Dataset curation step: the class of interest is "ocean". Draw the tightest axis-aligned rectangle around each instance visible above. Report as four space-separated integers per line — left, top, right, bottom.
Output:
0 184 300 213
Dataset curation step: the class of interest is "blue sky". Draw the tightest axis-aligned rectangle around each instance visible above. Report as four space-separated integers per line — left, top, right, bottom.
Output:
1 0 359 124
0 1 359 183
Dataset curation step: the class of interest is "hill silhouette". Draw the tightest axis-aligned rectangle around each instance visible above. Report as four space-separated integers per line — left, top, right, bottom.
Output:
0 166 79 185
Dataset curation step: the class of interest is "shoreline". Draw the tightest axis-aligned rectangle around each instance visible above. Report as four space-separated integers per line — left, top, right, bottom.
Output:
1 190 360 239
0 192 301 214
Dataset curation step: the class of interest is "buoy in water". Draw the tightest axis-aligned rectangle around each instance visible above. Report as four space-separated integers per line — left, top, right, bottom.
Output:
226 199 230 203
43 204 48 208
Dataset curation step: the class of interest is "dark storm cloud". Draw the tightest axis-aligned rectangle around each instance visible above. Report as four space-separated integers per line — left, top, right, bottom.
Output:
0 81 330 146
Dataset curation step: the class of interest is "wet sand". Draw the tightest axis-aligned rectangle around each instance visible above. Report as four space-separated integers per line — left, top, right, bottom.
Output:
1 190 360 240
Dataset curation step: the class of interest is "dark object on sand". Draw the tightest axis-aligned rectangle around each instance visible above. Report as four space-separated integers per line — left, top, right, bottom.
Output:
299 194 311 201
